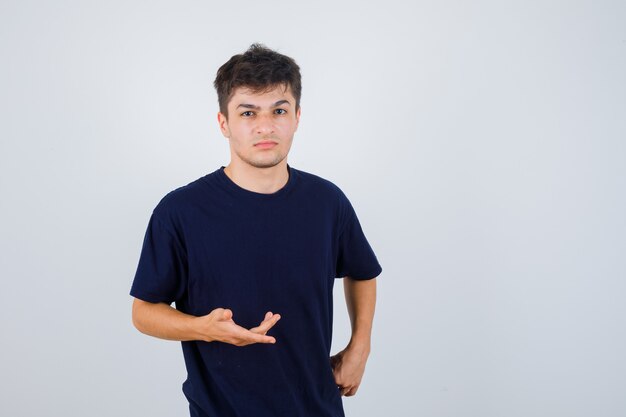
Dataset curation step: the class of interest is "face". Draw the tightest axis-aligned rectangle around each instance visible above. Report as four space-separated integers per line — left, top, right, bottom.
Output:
217 84 301 169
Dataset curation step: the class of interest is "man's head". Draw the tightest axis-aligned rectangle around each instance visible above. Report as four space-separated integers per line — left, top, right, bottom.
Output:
213 43 302 120
214 44 302 170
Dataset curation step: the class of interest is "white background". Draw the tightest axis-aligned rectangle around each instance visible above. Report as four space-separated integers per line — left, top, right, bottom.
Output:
1 1 625 416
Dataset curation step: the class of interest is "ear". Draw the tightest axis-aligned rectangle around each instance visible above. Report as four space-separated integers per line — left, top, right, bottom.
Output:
294 106 301 132
217 112 230 138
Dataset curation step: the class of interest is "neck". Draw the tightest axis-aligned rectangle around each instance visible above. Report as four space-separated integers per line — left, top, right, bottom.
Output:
223 160 289 194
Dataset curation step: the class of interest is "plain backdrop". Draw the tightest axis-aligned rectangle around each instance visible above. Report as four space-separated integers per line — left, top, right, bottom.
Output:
1 1 625 416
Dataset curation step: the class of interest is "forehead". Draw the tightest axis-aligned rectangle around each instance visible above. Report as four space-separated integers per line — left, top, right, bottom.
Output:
228 84 295 107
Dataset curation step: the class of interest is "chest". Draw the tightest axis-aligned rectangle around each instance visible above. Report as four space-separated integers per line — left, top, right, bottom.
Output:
182 202 338 319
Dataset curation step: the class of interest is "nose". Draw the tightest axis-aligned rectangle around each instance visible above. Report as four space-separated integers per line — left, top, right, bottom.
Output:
255 113 275 135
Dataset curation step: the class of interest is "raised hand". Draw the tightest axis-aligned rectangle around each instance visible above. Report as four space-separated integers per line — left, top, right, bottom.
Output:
196 308 281 346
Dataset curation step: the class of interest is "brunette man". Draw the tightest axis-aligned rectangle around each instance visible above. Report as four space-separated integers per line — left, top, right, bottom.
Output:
130 43 382 417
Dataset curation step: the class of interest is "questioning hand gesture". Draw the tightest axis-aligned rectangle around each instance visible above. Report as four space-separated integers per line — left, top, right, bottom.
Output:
197 308 281 346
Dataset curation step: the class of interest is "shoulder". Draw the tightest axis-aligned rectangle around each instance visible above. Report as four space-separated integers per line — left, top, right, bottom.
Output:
291 166 355 229
292 166 350 204
151 175 209 225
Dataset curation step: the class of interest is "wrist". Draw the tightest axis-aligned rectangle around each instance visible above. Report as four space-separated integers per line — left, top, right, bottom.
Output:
347 337 371 355
189 315 213 342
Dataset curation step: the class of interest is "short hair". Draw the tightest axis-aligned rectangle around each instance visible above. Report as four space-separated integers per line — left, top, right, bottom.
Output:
213 43 302 119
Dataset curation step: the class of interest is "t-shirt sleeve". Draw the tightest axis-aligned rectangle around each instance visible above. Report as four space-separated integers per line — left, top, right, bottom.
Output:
335 201 383 280
129 211 188 304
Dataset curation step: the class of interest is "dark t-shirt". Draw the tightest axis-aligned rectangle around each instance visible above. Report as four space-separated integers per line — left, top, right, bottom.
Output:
130 164 383 417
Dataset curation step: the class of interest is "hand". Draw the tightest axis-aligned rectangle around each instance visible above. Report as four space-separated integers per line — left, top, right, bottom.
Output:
330 345 370 396
196 308 281 346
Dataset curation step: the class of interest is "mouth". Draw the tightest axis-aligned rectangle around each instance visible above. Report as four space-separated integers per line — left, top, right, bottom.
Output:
255 141 278 149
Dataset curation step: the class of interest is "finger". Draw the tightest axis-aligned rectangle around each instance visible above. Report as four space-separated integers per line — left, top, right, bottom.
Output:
217 314 276 346
224 322 276 346
250 313 281 334
234 325 276 344
221 308 233 321
261 311 276 324
244 329 276 344
262 313 281 328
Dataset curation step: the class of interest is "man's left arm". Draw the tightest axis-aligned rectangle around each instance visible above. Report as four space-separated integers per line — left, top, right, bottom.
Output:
330 276 377 397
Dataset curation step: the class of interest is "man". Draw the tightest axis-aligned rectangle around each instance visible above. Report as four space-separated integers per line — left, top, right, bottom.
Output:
130 43 382 417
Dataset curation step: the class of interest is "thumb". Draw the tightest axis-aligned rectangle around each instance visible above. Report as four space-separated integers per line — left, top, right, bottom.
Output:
222 309 233 320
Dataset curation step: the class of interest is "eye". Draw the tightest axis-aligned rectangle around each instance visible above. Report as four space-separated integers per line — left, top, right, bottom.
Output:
275 108 287 115
241 111 254 117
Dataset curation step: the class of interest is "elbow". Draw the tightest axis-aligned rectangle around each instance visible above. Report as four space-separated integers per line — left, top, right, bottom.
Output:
131 298 146 333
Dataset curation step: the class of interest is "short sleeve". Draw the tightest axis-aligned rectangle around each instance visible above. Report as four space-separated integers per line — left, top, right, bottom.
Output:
335 204 383 280
130 211 188 304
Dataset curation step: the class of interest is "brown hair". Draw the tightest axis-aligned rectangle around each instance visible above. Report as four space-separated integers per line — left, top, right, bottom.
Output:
213 43 302 119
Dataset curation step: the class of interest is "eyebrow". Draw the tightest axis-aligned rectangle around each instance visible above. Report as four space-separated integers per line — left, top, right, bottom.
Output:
236 100 291 110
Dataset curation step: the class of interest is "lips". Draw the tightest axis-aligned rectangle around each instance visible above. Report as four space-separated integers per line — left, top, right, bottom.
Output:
255 140 277 146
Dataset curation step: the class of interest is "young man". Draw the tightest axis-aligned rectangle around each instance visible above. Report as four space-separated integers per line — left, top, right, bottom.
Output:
130 43 382 417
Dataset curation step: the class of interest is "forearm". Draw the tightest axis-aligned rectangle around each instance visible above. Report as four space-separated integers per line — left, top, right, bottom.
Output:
132 298 203 342
343 277 377 352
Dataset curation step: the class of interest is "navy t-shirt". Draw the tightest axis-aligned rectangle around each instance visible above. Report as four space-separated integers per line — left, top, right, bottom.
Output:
130 164 383 417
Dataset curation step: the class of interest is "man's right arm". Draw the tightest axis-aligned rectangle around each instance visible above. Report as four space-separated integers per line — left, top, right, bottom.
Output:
131 298 281 346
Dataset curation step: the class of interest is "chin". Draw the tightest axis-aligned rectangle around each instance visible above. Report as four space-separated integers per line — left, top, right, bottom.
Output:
250 156 286 169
